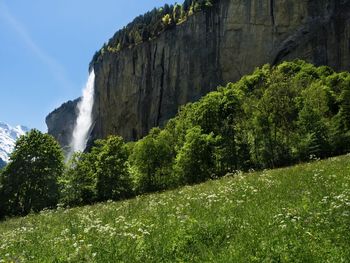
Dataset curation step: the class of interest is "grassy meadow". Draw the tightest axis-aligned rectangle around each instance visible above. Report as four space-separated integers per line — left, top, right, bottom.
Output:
1 155 350 262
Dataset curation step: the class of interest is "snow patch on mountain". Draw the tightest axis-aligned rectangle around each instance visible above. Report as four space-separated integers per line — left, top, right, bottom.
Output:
0 122 29 164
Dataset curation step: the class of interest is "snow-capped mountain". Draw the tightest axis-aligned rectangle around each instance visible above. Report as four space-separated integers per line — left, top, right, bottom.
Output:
0 122 29 168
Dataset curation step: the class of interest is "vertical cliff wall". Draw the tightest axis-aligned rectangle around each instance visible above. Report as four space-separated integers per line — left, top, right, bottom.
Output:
46 99 80 152
47 0 350 145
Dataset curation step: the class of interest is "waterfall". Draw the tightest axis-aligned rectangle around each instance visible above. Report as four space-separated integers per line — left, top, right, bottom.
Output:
69 70 95 158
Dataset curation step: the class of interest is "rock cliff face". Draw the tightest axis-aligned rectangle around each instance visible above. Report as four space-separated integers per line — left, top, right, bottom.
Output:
46 99 80 152
48 0 350 145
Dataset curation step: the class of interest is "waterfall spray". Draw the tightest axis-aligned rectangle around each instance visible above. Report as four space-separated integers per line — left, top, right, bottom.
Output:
69 70 95 158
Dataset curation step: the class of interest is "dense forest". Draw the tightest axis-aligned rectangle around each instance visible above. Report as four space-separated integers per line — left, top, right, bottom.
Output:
1 60 350 218
91 0 215 66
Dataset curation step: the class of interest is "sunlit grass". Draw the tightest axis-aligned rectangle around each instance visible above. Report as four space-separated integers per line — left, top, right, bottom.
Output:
1 155 350 262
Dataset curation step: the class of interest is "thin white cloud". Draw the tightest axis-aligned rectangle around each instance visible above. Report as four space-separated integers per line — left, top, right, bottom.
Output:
0 2 74 90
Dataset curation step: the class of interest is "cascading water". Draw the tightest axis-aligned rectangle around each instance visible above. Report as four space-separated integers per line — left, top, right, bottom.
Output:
68 70 95 158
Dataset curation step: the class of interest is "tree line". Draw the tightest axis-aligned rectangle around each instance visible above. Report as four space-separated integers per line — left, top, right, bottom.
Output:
1 60 350 219
91 0 215 66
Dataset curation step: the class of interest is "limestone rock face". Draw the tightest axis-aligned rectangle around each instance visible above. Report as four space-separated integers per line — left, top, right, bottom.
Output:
45 99 80 152
48 0 350 144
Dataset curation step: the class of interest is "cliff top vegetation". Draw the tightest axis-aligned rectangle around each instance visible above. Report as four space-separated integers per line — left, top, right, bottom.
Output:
91 0 216 66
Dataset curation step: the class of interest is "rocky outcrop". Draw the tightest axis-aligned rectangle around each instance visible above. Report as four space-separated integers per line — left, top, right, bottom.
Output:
48 0 350 144
45 99 80 152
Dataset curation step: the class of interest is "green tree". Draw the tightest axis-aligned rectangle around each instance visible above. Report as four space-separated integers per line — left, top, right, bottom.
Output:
162 14 172 27
243 68 300 168
0 129 64 216
0 169 6 219
175 127 217 184
296 83 332 159
130 128 176 193
59 152 97 207
172 4 182 23
94 136 132 201
331 84 350 154
337 86 350 130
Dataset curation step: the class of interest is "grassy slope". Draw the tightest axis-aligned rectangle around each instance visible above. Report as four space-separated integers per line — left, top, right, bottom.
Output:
1 155 350 262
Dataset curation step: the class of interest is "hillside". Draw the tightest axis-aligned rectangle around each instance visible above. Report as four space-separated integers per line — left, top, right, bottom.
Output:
1 155 349 262
47 0 350 147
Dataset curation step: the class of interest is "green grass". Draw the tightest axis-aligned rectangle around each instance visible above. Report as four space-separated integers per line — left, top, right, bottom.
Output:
1 155 350 262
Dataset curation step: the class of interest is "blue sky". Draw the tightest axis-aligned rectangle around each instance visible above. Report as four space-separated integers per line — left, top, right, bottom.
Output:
0 0 177 131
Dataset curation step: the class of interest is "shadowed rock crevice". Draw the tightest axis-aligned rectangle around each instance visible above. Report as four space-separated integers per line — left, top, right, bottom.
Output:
270 0 275 26
157 48 166 127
